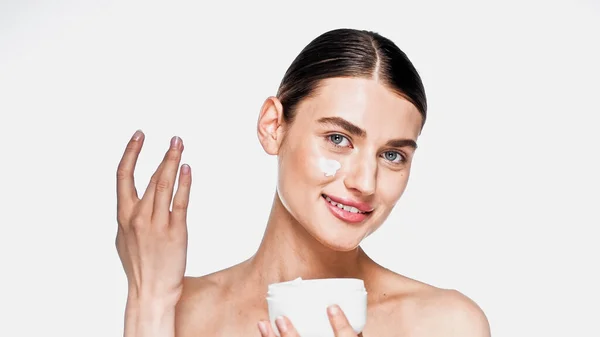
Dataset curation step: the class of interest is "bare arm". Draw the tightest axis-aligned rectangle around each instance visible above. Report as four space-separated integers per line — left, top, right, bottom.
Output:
125 297 177 337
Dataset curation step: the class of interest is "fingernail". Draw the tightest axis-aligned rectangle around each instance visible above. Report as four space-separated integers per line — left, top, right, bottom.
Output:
327 305 340 316
181 164 190 174
170 136 181 149
132 130 143 141
275 316 287 333
257 321 268 337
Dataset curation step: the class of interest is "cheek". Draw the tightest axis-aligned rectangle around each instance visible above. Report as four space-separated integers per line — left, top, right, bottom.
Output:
318 157 341 177
379 169 411 205
288 139 340 182
277 140 326 198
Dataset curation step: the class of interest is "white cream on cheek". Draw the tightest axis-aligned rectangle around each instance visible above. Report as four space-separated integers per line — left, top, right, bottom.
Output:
318 157 341 177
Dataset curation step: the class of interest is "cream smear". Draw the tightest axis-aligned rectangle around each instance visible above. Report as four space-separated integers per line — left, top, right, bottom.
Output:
318 158 341 177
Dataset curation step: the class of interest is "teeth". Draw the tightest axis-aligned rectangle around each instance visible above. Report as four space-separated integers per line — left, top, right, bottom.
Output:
325 196 337 206
324 195 365 214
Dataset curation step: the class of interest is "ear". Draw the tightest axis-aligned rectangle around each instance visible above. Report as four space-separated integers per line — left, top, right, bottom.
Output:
257 96 285 155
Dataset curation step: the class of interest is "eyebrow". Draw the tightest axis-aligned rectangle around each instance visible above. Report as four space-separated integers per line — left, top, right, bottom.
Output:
317 116 366 137
386 138 418 150
316 116 418 150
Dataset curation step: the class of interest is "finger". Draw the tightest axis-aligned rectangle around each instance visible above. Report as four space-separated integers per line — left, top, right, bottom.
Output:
257 320 277 337
139 157 164 211
138 145 170 210
151 136 184 222
170 163 192 228
116 130 144 206
327 305 357 336
138 137 180 216
275 316 300 337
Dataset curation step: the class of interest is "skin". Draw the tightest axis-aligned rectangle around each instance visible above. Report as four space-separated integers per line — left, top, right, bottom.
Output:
116 77 491 337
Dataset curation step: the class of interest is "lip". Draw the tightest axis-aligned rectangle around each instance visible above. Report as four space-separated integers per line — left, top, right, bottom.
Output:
322 194 374 213
321 194 373 224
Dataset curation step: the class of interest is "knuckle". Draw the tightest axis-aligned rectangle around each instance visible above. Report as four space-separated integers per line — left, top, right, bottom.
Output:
116 168 130 181
116 209 129 225
130 216 146 231
155 179 171 192
165 149 181 162
150 174 160 186
172 199 188 211
124 144 138 155
116 203 134 224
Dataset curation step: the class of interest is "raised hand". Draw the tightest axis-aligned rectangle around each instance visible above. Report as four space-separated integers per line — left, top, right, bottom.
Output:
115 130 192 307
257 305 363 337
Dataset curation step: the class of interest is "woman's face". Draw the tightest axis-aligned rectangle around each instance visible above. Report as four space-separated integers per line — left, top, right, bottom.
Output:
261 77 423 251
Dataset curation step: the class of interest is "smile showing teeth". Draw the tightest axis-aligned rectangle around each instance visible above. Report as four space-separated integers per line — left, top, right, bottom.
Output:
324 195 365 214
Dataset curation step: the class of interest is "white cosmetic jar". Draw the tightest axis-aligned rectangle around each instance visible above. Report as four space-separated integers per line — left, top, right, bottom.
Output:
266 278 367 337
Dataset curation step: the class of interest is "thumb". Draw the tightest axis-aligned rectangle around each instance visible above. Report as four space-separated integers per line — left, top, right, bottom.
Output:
257 320 278 337
327 305 359 336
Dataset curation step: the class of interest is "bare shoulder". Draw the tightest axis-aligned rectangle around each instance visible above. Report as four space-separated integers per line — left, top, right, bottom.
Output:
410 287 490 337
367 269 490 337
174 269 233 336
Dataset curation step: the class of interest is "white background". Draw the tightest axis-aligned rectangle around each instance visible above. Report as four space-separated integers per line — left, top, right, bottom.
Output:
1 0 599 336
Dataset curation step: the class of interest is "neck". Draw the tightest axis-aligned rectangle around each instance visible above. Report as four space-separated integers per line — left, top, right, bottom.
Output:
246 191 372 287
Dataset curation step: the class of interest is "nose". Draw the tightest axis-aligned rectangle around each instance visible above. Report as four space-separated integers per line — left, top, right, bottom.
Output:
343 154 377 196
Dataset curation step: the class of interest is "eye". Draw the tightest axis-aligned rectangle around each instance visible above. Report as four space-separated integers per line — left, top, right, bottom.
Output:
327 134 352 148
381 151 405 164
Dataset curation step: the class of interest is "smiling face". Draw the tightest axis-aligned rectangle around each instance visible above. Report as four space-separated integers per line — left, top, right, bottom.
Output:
258 77 423 251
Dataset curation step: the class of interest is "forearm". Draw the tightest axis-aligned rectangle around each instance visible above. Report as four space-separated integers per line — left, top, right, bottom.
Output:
124 297 177 337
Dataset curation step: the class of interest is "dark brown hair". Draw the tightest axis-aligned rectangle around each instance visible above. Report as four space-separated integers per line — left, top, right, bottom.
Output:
277 28 427 129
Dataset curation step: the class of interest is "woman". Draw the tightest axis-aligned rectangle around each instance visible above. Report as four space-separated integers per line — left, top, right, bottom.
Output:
115 28 491 337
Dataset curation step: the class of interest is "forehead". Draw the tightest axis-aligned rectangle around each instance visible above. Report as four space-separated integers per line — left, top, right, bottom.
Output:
296 77 423 139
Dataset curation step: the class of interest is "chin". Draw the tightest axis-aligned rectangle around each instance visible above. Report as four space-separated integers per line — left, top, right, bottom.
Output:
307 211 372 252
315 233 364 252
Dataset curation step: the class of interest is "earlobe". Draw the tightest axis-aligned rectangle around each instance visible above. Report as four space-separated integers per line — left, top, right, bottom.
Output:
257 96 285 155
